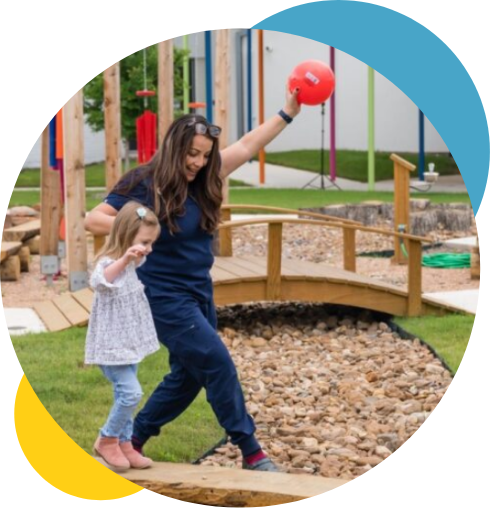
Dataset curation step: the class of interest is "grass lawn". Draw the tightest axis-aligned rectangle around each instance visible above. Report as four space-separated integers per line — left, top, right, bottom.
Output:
16 162 248 189
261 150 460 182
11 312 472 463
9 188 470 211
17 150 458 189
13 327 224 463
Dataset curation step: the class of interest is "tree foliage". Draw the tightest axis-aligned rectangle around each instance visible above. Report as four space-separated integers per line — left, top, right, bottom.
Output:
83 45 188 141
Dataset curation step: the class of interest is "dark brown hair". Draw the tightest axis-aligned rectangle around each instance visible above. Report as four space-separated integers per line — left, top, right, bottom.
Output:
113 114 223 234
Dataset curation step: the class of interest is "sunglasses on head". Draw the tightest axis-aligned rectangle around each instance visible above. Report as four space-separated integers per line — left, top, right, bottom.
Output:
187 120 222 138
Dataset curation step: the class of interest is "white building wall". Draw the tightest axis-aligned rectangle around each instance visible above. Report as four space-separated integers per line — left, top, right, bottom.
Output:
22 30 448 169
251 31 448 153
23 121 106 168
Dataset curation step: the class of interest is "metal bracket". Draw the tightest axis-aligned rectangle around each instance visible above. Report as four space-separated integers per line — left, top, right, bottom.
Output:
40 255 59 275
58 241 66 259
69 271 89 292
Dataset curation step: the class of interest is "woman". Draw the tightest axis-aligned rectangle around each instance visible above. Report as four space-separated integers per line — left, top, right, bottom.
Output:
85 87 301 472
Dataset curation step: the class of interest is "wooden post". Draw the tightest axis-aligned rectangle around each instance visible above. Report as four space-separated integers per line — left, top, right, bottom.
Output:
158 40 174 143
103 63 122 191
471 236 480 280
258 29 266 185
390 154 416 264
215 29 230 203
267 222 282 300
218 208 233 256
343 228 356 272
40 125 61 283
63 90 88 292
407 239 422 316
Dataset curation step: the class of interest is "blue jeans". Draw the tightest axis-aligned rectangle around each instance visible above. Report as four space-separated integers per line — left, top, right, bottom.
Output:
100 364 143 442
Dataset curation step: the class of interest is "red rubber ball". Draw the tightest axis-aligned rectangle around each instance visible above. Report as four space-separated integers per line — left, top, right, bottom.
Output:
288 60 336 106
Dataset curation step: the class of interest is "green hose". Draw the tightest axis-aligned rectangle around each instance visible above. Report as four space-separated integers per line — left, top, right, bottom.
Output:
400 242 470 268
397 224 470 269
421 252 471 268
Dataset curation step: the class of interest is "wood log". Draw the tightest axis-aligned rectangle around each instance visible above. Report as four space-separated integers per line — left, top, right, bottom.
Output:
3 219 41 242
19 246 30 272
1 241 22 262
117 461 348 506
25 235 40 255
1 255 21 281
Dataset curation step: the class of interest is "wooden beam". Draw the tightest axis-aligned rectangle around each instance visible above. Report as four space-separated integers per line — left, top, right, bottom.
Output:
407 239 422 316
267 223 282 300
158 40 174 143
117 461 348 506
103 63 122 191
218 207 233 256
215 29 230 203
63 91 88 291
40 125 61 261
343 228 356 272
392 154 415 265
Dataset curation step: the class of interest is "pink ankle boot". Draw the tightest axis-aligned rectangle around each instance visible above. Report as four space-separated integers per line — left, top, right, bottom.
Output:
120 441 153 469
93 436 130 472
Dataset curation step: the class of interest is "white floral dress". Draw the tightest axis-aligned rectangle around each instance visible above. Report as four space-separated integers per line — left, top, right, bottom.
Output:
85 256 160 365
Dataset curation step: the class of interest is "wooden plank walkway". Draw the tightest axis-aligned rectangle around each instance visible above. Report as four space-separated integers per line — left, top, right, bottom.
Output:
33 255 464 332
115 460 348 505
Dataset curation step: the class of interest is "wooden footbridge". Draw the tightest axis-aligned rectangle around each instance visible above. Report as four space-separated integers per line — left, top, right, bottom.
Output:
34 205 463 332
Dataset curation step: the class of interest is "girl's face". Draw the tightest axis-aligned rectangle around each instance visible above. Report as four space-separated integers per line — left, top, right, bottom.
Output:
132 224 160 255
185 134 213 182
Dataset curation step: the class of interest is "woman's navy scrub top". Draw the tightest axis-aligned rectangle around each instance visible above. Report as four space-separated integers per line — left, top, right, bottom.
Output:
104 178 217 339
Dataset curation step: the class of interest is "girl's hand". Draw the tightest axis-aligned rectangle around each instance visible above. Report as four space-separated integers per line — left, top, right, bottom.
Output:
283 85 301 118
122 245 147 265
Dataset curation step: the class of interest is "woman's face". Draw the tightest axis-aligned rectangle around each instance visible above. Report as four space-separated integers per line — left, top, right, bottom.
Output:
185 134 213 182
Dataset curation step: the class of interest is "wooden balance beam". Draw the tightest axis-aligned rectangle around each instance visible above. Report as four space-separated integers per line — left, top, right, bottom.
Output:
116 461 348 506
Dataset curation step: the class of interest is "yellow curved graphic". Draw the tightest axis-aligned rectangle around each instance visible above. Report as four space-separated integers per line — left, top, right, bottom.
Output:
14 375 142 500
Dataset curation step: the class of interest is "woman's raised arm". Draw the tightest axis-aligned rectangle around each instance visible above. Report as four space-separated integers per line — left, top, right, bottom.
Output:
219 87 301 178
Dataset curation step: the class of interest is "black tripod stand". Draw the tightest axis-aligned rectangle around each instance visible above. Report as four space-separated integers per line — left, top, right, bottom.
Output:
302 102 341 190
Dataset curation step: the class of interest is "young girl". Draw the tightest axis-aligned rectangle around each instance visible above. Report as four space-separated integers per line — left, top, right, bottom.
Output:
85 201 161 472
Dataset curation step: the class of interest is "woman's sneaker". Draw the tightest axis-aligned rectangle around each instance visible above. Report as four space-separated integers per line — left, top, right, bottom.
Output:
242 457 280 472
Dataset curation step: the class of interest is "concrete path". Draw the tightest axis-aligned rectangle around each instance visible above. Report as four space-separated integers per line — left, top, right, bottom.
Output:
423 289 478 315
232 161 468 193
5 308 46 336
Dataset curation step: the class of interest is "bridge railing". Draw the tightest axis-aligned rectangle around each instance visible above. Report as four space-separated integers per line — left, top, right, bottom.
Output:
219 204 431 316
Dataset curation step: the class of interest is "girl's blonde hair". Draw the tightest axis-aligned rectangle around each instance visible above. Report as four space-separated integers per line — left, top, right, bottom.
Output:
96 201 161 262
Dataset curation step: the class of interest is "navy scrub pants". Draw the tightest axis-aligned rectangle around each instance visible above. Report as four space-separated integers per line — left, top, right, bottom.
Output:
133 299 260 457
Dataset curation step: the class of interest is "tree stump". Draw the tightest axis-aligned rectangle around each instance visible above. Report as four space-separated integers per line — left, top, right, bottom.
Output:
410 211 439 235
1 255 21 281
25 235 40 255
19 246 30 272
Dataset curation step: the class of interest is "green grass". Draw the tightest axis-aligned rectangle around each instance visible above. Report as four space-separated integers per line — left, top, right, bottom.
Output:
17 149 458 189
10 188 470 211
12 327 224 462
261 150 460 182
16 163 249 189
11 312 472 462
394 314 474 374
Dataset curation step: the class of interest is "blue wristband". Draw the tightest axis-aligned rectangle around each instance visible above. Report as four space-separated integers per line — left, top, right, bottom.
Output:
278 109 293 124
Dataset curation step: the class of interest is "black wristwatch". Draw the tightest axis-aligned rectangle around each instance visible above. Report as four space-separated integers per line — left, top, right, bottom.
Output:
278 109 293 124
